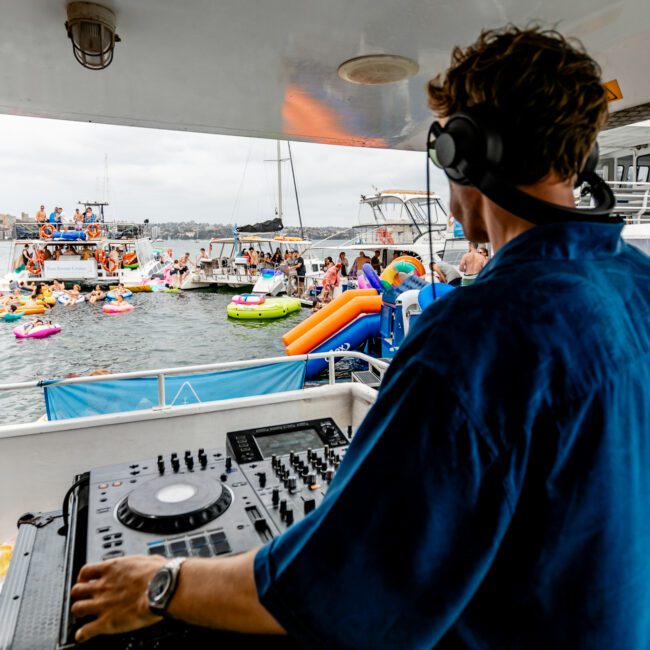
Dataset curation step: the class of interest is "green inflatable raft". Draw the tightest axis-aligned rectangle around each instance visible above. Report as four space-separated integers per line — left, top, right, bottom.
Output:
227 297 301 320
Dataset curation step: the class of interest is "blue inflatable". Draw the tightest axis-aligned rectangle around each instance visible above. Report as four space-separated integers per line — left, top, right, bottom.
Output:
305 313 381 379
362 263 383 292
106 289 133 301
417 283 456 310
52 230 87 241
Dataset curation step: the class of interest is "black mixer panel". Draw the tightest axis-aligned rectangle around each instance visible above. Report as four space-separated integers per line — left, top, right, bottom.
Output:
227 417 349 532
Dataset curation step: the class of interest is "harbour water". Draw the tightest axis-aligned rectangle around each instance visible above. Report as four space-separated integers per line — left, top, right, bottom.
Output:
0 240 317 424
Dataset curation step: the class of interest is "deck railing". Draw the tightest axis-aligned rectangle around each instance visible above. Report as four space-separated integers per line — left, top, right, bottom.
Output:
578 181 650 223
0 351 388 411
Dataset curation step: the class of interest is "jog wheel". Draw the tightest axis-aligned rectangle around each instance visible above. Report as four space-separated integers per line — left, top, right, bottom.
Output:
116 474 232 534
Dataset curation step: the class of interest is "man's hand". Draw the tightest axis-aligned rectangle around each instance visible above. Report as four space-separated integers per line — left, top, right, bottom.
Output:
70 555 166 643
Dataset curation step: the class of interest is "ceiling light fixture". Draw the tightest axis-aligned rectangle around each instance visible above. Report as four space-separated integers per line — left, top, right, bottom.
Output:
337 54 419 85
65 2 121 70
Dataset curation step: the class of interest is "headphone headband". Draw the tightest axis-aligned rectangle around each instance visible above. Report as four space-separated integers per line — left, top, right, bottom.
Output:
428 112 619 225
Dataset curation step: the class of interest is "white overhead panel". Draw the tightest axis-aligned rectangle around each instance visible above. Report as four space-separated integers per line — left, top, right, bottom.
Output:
0 0 649 150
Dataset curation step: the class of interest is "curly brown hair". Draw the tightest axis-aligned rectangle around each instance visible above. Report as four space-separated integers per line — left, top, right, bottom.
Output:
427 25 608 185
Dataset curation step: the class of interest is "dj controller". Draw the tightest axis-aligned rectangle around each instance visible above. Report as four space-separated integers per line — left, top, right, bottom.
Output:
0 417 351 650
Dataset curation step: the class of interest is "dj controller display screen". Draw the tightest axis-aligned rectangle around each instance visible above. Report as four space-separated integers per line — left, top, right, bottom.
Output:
255 428 323 458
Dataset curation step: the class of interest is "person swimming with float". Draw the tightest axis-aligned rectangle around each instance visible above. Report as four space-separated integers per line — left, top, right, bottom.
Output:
88 285 105 303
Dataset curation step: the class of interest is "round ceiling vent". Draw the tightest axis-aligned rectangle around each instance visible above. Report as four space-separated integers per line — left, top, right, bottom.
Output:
337 54 419 85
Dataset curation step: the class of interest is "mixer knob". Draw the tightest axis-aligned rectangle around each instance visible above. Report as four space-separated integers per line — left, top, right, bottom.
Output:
306 473 316 486
157 455 165 474
280 500 287 517
304 498 316 515
285 508 294 525
199 451 208 469
271 455 277 468
325 469 334 481
257 472 267 488
347 425 353 438
272 488 280 506
287 476 297 492
186 456 194 470
171 457 180 472
307 448 312 460
184 450 191 459
324 445 330 457
301 466 309 477
171 452 178 461
225 456 232 471
289 451 296 463
198 447 205 456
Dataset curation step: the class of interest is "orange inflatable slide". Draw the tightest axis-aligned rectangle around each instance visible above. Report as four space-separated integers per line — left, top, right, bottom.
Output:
285 293 383 356
282 289 377 347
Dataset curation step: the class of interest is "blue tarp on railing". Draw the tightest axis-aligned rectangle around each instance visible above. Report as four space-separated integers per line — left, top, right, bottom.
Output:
43 361 306 421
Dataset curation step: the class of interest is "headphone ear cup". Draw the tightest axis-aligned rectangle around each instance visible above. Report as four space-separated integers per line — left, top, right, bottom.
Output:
435 112 504 187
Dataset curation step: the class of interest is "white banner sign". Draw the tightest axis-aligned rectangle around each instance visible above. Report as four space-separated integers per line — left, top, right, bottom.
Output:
44 260 97 279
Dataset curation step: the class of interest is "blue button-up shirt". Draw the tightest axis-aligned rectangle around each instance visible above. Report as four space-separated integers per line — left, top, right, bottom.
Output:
255 222 650 649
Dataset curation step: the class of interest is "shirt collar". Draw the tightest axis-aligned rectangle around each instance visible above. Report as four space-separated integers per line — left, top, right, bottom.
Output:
482 221 625 276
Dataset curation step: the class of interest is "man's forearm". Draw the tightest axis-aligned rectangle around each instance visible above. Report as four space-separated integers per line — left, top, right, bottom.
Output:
167 549 284 634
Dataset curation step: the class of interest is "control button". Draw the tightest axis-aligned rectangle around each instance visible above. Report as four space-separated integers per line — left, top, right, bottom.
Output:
304 499 316 515
170 540 188 556
112 481 122 487
190 535 208 548
148 545 166 556
102 542 112 549
220 473 228 482
209 531 226 544
102 550 125 560
257 472 267 488
254 518 269 534
213 540 231 555
102 534 112 541
285 508 294 526
114 540 123 547
271 488 280 506
113 532 123 539
287 476 297 492
97 526 110 534
225 456 232 471
280 499 287 516
98 483 109 490
157 454 165 474
309 483 322 491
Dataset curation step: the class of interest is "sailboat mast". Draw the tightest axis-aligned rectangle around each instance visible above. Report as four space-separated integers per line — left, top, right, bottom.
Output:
277 140 283 223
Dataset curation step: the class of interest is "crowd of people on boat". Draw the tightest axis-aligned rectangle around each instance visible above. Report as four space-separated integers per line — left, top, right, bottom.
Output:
34 205 99 228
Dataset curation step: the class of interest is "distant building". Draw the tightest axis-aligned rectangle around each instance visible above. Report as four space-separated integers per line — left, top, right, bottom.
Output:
0 213 17 240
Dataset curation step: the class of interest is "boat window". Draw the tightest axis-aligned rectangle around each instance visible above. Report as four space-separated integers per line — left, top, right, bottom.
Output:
626 166 635 182
637 166 649 183
616 165 624 181
407 198 448 227
596 166 608 180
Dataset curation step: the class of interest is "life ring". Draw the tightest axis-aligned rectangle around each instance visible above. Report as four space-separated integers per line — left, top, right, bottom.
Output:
40 224 55 239
85 223 101 239
26 259 42 275
95 249 106 263
377 227 394 245
123 252 137 265
103 258 118 273
391 255 425 277
361 263 383 292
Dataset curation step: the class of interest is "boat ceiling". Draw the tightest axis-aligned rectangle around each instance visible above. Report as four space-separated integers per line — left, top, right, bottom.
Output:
1 0 649 151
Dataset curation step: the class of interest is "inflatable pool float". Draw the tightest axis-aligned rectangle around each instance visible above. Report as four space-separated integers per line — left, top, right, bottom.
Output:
0 304 47 317
232 294 266 305
361 263 383 292
106 289 133 301
103 303 134 314
38 296 56 306
3 312 23 322
14 323 61 339
111 285 151 293
227 297 301 320
57 294 86 305
123 263 140 270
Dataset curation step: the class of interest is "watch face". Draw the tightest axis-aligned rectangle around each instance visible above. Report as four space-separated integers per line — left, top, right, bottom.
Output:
149 569 173 604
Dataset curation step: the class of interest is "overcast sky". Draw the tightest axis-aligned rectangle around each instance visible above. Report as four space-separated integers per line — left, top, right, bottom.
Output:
0 114 450 229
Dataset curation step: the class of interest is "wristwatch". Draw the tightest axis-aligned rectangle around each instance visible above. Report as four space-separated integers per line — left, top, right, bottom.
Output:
147 556 187 617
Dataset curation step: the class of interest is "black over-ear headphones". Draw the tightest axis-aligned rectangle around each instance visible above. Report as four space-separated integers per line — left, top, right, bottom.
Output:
427 111 619 224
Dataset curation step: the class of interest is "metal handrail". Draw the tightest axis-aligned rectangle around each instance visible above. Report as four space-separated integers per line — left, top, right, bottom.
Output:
0 351 389 409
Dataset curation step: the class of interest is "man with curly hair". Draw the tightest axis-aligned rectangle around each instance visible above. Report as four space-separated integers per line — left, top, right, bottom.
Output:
71 26 650 649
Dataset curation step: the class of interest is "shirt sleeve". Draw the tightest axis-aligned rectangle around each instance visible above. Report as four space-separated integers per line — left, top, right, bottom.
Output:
254 359 516 649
